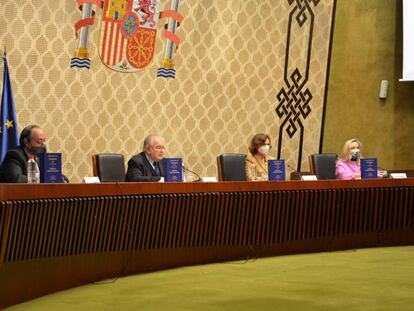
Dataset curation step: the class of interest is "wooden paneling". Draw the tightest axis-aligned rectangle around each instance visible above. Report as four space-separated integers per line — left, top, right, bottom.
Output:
0 180 413 308
1 179 414 201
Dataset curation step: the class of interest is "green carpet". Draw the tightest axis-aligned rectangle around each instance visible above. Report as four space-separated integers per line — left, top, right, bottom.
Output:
6 246 414 311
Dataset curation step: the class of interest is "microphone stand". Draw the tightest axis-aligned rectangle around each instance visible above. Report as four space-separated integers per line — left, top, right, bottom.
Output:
183 166 201 182
287 164 302 180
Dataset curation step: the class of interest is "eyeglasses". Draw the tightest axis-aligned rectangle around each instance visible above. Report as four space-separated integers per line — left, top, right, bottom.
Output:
153 145 166 150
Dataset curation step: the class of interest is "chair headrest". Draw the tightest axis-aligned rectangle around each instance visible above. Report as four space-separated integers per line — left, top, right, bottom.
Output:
94 153 126 182
309 153 337 180
218 153 247 181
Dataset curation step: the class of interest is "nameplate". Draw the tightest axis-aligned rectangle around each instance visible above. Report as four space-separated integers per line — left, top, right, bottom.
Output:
201 177 217 182
301 175 318 181
39 153 62 183
163 158 183 182
268 159 286 181
361 158 378 179
389 173 407 179
83 176 101 183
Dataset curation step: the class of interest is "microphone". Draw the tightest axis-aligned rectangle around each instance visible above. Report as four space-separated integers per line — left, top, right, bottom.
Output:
62 174 70 183
287 164 296 171
182 165 201 182
377 166 389 178
287 164 302 180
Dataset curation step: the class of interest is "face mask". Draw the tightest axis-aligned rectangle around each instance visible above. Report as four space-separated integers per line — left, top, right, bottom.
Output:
29 144 47 156
351 149 360 161
258 145 270 156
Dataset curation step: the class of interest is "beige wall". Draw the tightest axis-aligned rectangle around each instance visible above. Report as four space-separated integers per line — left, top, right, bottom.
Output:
324 0 414 169
0 1 335 182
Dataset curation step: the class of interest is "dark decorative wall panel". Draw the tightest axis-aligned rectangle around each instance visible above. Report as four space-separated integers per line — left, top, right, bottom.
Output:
2 188 412 263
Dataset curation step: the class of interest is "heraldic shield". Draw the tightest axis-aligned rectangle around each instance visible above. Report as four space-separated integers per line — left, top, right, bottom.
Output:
98 0 161 72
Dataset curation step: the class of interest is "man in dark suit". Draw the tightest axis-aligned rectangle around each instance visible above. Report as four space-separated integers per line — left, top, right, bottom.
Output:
126 135 165 182
0 124 47 183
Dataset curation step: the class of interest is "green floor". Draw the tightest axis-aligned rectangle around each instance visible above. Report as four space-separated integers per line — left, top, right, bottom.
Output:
6 246 414 311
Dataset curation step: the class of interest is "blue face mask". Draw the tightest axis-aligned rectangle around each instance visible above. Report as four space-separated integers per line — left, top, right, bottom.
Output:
351 150 360 161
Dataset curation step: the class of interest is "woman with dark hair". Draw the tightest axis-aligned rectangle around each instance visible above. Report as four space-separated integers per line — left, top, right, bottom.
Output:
245 133 274 181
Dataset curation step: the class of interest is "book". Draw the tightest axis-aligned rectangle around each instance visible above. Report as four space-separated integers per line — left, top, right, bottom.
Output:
38 153 63 183
268 159 286 181
163 158 183 182
361 158 378 179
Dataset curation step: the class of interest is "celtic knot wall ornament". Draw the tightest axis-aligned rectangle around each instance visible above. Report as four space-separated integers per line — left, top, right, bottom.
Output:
276 68 312 138
288 0 321 26
275 0 320 171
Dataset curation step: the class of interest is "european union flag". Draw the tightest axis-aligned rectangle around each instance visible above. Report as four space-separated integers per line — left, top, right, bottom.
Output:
0 56 19 163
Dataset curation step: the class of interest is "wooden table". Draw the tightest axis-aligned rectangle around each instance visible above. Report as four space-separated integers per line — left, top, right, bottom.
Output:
1 179 413 308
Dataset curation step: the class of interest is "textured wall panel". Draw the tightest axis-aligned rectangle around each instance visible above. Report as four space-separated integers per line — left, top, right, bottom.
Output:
0 1 335 181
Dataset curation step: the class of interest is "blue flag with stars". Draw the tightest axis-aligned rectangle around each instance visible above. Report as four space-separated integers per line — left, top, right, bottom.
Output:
1 56 19 163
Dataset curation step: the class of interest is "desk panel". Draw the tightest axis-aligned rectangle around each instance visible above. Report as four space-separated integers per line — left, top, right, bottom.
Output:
1 180 413 308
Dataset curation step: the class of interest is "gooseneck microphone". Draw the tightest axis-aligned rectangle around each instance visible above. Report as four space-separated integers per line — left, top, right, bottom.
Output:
182 165 201 182
287 164 296 171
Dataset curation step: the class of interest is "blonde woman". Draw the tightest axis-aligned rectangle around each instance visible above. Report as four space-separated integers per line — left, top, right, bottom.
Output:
335 138 363 180
245 133 275 181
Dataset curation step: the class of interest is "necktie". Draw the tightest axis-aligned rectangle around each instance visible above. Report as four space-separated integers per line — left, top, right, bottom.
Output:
154 162 160 176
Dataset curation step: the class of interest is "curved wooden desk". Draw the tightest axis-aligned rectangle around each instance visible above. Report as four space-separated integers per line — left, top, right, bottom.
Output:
1 179 413 308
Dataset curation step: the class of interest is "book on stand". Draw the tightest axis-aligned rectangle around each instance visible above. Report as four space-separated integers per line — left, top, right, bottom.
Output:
268 159 286 181
163 158 183 182
38 153 63 183
361 158 378 179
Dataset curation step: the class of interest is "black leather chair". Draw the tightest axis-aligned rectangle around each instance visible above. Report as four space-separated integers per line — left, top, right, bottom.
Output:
309 153 337 180
217 153 247 181
92 153 126 182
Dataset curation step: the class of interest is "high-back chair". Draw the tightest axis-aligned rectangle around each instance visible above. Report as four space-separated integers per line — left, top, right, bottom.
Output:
217 153 247 181
308 153 337 180
92 153 126 182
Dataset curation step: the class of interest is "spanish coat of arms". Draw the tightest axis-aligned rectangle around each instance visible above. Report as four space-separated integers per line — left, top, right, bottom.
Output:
70 0 183 78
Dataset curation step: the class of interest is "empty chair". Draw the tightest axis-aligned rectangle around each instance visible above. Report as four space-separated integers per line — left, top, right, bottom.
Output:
92 153 126 182
309 153 337 180
217 153 247 181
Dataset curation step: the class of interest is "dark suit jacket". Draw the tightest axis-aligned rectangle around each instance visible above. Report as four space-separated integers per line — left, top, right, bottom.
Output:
0 146 29 183
126 152 164 182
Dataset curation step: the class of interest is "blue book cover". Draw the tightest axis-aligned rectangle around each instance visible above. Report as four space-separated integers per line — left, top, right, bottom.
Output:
268 159 286 181
39 153 63 183
361 158 377 179
163 158 183 182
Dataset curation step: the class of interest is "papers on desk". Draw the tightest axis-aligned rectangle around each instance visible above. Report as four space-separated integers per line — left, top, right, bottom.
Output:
301 175 318 181
389 173 407 179
201 177 217 182
83 176 101 183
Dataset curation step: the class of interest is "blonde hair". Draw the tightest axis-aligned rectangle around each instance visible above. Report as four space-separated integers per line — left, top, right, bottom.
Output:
340 138 362 161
